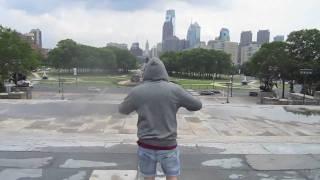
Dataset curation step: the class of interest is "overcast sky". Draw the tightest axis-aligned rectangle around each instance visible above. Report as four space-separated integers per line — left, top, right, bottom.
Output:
0 0 319 49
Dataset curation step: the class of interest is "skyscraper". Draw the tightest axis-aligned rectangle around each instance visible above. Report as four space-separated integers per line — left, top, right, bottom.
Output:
165 9 175 35
144 40 150 57
187 22 201 48
238 31 253 64
145 40 149 51
257 30 270 45
30 29 42 48
219 28 230 41
273 35 285 42
240 31 252 46
162 20 174 41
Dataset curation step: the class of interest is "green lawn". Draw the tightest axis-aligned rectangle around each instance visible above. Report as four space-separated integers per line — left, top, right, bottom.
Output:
170 76 261 90
31 72 277 91
33 73 131 87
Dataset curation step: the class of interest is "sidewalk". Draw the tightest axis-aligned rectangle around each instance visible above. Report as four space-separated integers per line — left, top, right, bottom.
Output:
0 100 319 179
0 144 319 180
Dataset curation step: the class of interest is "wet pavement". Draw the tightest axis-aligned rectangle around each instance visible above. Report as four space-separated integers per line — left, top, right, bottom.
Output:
0 100 319 144
0 145 319 180
0 86 320 179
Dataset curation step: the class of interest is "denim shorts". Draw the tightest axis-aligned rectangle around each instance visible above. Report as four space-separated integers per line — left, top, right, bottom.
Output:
137 146 180 177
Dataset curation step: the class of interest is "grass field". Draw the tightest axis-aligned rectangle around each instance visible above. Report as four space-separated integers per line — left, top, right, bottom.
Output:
31 72 281 91
31 72 131 87
170 75 261 90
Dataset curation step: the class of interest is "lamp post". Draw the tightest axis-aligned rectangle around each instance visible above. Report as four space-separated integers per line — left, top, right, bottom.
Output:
268 66 278 92
12 59 22 85
212 74 215 91
58 68 61 93
61 80 64 100
226 82 231 103
299 69 312 105
230 63 235 97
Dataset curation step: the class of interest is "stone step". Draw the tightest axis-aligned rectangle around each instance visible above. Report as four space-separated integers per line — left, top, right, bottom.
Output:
89 169 166 180
90 170 138 180
89 162 167 180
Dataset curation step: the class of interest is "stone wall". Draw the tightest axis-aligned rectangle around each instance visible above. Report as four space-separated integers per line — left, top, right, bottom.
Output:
11 87 32 99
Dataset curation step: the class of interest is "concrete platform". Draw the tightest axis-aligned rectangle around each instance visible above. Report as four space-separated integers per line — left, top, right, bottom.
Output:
246 155 320 170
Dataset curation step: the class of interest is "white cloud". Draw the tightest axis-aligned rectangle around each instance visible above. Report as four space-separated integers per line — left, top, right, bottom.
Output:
0 0 319 49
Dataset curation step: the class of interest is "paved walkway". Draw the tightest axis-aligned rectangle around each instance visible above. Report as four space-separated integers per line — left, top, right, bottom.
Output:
0 145 319 180
0 99 320 179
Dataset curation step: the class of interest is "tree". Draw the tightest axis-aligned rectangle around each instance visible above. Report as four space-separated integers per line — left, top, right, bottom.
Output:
0 26 40 91
48 39 78 69
48 40 137 73
247 42 297 96
287 29 320 94
160 48 232 79
105 47 137 73
161 52 180 75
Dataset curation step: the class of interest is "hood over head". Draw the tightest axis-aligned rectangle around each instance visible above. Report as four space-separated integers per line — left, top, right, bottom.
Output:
143 57 169 81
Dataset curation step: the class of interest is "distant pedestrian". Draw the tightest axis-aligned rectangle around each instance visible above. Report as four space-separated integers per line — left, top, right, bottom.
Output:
119 57 202 180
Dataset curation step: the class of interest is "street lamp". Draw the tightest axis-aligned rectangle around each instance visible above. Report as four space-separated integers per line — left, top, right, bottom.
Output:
12 59 22 85
268 66 279 92
230 63 235 97
58 68 61 93
299 69 313 105
225 82 231 103
212 74 215 91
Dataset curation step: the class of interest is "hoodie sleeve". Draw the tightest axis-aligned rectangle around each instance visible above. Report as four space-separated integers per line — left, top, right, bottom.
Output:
119 91 137 115
177 87 202 111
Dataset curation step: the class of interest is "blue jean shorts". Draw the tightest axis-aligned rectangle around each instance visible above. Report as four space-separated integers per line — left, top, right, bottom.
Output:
137 146 180 177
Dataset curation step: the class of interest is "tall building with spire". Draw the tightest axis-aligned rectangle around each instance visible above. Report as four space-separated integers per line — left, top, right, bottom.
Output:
162 20 174 41
187 22 201 48
161 9 187 52
165 9 175 35
144 40 150 57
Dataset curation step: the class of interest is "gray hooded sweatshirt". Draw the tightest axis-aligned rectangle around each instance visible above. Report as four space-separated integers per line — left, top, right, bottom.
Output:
119 58 202 147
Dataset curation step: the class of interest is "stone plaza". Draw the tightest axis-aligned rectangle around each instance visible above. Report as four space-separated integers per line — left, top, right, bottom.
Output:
0 86 319 180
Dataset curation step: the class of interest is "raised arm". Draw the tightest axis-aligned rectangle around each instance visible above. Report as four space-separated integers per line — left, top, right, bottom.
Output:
177 87 202 111
118 91 137 115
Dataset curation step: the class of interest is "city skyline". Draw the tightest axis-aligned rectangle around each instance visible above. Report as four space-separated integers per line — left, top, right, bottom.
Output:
0 0 319 49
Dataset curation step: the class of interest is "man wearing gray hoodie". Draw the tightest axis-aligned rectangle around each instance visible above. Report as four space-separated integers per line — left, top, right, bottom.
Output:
119 57 202 180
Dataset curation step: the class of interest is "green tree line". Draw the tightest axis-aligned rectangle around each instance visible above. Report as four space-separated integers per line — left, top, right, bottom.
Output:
160 48 233 79
243 29 320 96
47 39 138 73
0 26 41 91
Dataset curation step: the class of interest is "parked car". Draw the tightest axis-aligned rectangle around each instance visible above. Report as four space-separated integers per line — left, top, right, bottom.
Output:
249 91 258 96
200 90 214 95
212 90 221 94
241 80 248 85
